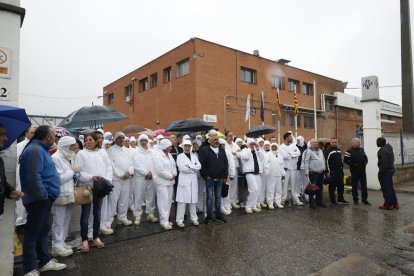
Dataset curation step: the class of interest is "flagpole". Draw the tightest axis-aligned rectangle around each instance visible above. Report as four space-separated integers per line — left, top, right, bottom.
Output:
261 91 265 125
277 119 280 144
294 87 298 138
313 80 317 139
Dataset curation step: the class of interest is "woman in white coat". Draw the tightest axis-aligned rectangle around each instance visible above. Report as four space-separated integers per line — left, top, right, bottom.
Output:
264 143 286 209
175 140 201 227
152 139 177 230
51 136 78 257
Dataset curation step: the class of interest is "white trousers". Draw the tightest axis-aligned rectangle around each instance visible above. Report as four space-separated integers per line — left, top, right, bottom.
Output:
111 178 131 221
52 204 72 250
176 202 197 224
155 185 173 226
222 177 238 209
296 169 308 194
245 174 260 209
101 194 112 228
259 174 267 204
15 179 27 226
265 175 283 204
132 178 156 219
282 169 300 202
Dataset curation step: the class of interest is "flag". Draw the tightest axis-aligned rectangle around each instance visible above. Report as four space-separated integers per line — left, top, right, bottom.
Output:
260 91 264 123
294 89 299 116
245 94 250 122
275 88 281 117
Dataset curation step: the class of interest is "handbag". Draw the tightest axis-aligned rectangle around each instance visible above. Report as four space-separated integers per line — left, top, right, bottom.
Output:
74 184 93 205
304 181 320 195
54 192 75 205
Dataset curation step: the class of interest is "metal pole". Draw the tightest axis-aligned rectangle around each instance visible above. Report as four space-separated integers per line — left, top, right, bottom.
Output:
313 80 317 139
277 119 280 144
400 128 405 166
224 95 227 131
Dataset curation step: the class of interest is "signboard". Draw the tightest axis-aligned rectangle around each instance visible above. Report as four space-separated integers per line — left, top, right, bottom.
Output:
361 75 379 100
203 114 217 123
0 47 11 79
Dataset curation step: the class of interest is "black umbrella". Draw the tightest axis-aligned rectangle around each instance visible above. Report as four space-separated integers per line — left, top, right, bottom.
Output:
165 118 213 132
59 105 128 128
246 125 276 138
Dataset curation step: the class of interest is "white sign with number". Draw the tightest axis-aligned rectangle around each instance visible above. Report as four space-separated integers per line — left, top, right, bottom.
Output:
0 47 11 79
203 114 217 123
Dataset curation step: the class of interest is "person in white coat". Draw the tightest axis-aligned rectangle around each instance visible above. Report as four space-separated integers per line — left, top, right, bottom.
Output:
152 139 177 230
107 132 134 226
224 131 241 210
175 140 201 227
258 140 270 208
51 136 78 257
241 138 264 213
131 134 158 225
279 132 303 206
15 127 36 226
264 143 286 209
219 138 236 215
192 139 205 213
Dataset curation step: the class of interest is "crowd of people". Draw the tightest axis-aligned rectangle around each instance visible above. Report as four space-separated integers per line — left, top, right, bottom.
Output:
0 124 400 276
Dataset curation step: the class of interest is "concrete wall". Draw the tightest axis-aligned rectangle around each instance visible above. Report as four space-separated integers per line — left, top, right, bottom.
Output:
394 164 414 185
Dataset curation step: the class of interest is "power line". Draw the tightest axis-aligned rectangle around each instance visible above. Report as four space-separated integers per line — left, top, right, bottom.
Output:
20 93 101 100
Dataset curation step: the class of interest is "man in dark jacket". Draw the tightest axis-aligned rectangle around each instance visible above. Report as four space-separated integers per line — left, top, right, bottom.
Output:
19 125 67 275
343 138 370 205
376 137 399 210
0 124 23 220
198 129 229 224
325 137 349 205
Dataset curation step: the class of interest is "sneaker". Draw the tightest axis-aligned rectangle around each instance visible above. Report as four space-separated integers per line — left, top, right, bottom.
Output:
245 208 253 214
220 208 231 215
87 231 93 241
24 269 40 276
231 203 241 209
93 237 105 248
80 240 89 253
51 247 73 257
177 222 185 228
275 202 284 209
268 204 275 210
393 203 400 209
134 219 141 225
378 204 394 210
338 199 350 205
100 227 114 235
252 207 262 213
147 214 158 223
362 200 371 206
191 220 199 226
117 219 132 226
161 223 172 230
260 203 268 208
293 199 304 206
204 217 212 224
216 216 227 223
39 258 67 272
256 203 262 209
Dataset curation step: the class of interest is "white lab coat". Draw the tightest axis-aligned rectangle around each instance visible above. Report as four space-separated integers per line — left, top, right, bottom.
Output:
225 141 241 168
241 147 264 174
176 152 201 203
15 138 29 226
279 143 301 170
264 151 286 177
52 150 75 201
107 145 134 180
74 149 112 184
152 151 177 187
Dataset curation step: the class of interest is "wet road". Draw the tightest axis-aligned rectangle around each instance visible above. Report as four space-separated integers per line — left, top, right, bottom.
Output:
14 190 414 275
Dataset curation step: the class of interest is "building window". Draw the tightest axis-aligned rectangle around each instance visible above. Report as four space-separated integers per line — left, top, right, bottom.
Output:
124 85 132 102
107 93 114 105
325 98 334 111
304 115 314 128
163 67 171 83
289 114 301 127
139 77 148 92
150 73 158 88
272 75 285 90
288 79 299 92
357 110 362 116
303 82 313 96
176 58 190 78
240 67 256 84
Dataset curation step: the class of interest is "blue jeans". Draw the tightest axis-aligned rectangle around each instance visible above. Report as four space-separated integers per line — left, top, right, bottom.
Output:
205 179 223 219
378 169 398 206
80 196 103 241
23 199 52 273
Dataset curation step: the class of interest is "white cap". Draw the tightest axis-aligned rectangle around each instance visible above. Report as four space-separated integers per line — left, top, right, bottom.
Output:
196 135 202 139
247 138 256 146
182 140 192 146
219 138 226 145
257 138 264 143
159 138 172 150
138 134 149 144
103 140 112 146
208 129 218 137
114 132 125 140
96 128 104 135
183 134 190 140
58 136 76 147
156 134 164 140
264 141 270 146
192 139 201 146
129 136 136 142
235 138 243 144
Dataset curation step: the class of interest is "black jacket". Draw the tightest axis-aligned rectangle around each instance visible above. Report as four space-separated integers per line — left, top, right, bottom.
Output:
0 156 14 216
343 147 368 173
198 145 229 180
377 143 394 172
324 147 344 173
297 144 307 170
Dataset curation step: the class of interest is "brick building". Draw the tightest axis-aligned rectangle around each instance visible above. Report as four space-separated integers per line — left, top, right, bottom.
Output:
103 37 401 146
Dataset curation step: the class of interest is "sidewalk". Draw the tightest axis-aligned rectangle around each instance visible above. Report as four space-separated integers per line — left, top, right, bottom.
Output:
395 180 414 194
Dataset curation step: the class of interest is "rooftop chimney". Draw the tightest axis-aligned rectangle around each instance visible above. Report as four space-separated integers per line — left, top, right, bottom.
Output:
253 50 260 57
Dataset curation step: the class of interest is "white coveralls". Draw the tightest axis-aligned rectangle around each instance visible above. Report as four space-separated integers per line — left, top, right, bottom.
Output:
241 147 264 209
264 149 286 205
223 142 240 209
15 138 29 226
278 143 302 203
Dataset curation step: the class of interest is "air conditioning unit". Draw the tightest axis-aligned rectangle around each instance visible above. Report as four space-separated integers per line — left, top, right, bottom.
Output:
125 96 131 103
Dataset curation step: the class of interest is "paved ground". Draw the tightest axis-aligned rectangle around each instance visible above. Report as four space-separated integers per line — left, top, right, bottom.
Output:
13 186 414 276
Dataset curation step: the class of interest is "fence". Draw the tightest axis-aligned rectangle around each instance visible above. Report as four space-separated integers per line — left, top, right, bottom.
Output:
382 131 414 165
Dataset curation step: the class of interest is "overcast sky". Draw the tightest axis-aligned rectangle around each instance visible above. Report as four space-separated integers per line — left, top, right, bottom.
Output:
19 0 411 117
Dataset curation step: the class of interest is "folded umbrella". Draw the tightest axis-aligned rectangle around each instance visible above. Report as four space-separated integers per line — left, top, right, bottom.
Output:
246 125 276 138
0 105 31 150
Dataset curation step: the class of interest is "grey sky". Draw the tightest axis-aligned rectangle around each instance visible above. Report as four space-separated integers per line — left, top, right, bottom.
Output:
19 0 410 117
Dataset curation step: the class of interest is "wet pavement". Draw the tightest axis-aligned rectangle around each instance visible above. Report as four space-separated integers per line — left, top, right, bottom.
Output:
13 189 414 276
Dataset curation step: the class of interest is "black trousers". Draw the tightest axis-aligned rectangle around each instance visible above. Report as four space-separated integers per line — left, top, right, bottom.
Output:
351 170 368 202
329 171 344 203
